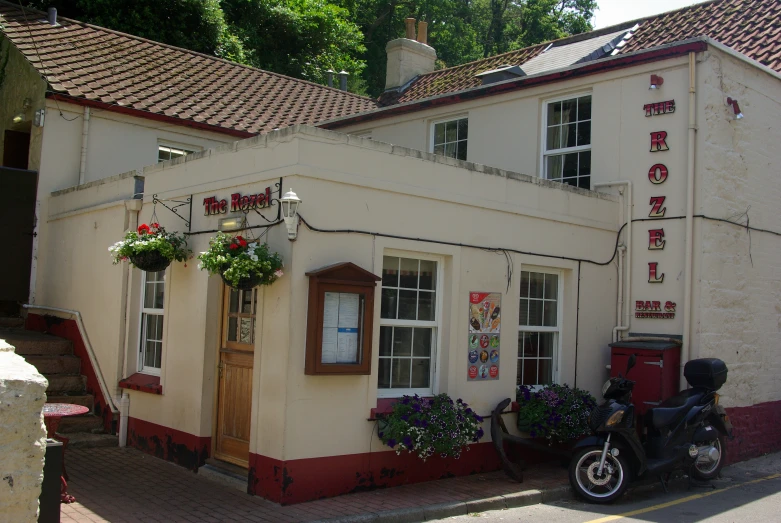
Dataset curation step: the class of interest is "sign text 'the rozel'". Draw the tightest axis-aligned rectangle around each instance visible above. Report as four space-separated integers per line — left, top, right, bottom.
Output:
203 187 273 216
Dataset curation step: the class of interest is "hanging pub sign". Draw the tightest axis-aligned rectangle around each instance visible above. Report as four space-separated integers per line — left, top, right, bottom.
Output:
467 292 501 381
202 186 273 216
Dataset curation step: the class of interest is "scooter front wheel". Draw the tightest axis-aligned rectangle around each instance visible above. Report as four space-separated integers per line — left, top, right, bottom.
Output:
569 446 631 503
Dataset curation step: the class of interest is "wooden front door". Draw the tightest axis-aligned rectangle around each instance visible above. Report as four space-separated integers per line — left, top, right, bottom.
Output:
215 287 258 467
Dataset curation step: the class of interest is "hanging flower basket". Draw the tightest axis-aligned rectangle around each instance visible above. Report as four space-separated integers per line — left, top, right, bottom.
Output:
129 250 172 272
198 232 283 290
109 223 192 271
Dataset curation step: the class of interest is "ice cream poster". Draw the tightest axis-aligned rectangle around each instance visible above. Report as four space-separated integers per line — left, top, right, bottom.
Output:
467 292 501 381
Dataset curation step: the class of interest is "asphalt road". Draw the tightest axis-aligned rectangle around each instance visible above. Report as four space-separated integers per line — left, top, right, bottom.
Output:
433 452 781 523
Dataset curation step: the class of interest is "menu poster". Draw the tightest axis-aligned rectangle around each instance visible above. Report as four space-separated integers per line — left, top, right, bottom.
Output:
467 292 501 381
321 292 362 364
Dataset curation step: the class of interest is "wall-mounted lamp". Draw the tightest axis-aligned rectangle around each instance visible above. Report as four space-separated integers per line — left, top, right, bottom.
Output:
219 215 244 231
280 188 302 241
34 108 45 127
12 113 25 124
649 74 664 90
726 97 744 119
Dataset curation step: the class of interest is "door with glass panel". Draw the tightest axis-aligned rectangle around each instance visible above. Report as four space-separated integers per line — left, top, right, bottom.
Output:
215 286 257 467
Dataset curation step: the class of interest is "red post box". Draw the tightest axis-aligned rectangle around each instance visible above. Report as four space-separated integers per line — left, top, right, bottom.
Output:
609 340 681 417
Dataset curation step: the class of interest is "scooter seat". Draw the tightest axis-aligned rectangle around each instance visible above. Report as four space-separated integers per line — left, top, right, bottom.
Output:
648 390 706 430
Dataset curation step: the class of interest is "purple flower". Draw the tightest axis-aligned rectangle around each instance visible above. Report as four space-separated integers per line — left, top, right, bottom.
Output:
402 436 413 447
387 438 397 448
401 414 409 421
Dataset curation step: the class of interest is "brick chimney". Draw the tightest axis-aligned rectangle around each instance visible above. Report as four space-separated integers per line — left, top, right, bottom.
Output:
385 19 436 90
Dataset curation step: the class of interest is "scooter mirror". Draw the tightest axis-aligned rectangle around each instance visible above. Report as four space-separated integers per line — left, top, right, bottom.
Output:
626 354 637 375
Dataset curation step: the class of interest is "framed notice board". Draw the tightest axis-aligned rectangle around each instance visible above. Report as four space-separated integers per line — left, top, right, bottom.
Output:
305 262 381 375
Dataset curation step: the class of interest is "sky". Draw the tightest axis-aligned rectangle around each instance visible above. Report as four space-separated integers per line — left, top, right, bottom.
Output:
593 0 712 29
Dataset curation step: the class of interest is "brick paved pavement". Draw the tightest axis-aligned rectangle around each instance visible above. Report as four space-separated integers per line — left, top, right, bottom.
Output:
61 447 568 522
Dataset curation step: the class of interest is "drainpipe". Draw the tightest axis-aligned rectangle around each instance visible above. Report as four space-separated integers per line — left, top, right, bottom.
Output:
682 52 698 378
78 107 90 185
593 181 633 342
118 392 130 447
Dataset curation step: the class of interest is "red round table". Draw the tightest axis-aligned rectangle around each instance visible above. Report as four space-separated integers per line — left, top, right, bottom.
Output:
42 403 90 503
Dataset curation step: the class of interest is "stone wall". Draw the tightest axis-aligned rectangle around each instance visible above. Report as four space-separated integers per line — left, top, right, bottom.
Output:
0 339 48 523
694 48 781 409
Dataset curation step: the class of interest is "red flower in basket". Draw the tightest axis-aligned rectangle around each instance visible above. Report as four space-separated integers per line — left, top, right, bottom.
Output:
137 224 151 235
150 222 159 229
229 243 239 250
237 236 248 248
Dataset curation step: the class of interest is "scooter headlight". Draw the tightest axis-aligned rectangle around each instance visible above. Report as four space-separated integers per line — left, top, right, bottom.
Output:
606 411 625 427
602 379 612 397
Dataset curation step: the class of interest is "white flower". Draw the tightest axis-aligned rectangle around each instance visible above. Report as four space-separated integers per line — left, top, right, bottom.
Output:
250 254 258 262
274 269 284 278
248 242 258 249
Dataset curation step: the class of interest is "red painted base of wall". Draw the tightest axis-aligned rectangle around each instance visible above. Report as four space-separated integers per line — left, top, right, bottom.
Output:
26 313 116 433
249 442 504 505
127 417 211 472
725 401 781 464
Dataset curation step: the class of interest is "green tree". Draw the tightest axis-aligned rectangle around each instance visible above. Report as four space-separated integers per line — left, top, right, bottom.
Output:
221 0 366 90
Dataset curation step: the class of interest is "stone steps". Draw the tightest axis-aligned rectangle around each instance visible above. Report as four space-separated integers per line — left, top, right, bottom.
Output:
45 374 87 393
24 355 81 375
66 433 118 449
58 414 105 434
1 330 73 356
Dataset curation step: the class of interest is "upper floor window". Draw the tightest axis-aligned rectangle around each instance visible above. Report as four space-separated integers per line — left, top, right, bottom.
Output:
379 255 439 396
518 270 561 386
139 270 165 375
431 117 468 161
158 144 198 163
543 95 591 189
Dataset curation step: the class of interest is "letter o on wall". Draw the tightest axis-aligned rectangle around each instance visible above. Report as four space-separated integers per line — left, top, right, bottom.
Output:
648 164 668 184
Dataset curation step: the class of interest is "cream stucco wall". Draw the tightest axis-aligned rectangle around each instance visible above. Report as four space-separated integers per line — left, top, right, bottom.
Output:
691 48 781 408
116 126 620 460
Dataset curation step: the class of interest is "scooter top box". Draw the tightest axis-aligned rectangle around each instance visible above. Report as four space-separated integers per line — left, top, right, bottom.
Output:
684 358 727 391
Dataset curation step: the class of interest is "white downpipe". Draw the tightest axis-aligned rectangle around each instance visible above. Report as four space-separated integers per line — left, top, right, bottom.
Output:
594 181 633 342
617 245 626 328
682 52 698 376
119 200 142 389
118 392 130 447
22 304 118 416
78 106 90 185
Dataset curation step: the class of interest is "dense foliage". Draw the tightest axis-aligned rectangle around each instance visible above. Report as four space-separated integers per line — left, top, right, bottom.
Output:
516 383 596 443
25 0 597 96
378 394 485 460
197 233 283 288
109 223 192 267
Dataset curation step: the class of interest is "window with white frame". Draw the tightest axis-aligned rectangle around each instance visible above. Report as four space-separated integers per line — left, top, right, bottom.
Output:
431 117 468 161
139 270 165 374
158 144 198 163
517 270 560 386
379 256 439 395
543 95 591 189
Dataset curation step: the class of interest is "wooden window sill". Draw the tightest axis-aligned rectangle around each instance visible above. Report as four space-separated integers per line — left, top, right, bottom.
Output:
119 373 162 395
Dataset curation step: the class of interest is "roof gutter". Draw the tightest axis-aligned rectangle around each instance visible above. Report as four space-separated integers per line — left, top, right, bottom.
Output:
321 38 709 130
47 93 257 139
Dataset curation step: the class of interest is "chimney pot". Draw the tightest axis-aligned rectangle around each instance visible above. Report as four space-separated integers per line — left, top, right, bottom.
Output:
47 7 57 26
326 69 335 88
338 70 349 91
405 18 416 40
417 21 428 45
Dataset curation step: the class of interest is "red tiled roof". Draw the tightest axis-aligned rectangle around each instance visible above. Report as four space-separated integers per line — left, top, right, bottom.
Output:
378 44 548 106
0 2 377 135
379 0 781 106
616 0 781 69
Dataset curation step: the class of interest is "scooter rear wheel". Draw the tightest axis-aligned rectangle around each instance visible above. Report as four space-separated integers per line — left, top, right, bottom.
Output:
569 446 631 503
691 433 726 480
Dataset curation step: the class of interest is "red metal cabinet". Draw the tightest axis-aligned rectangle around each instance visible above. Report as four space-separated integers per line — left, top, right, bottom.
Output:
609 341 681 417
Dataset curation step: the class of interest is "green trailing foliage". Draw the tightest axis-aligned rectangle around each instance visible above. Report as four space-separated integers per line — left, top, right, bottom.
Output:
197 232 283 288
516 383 597 443
108 223 192 267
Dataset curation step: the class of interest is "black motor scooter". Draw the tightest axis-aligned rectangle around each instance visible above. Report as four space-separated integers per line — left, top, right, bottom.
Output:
568 354 734 503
